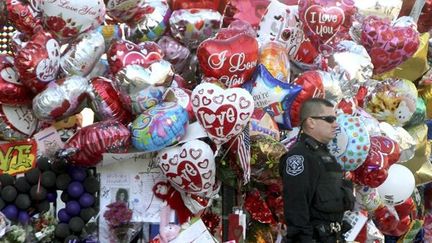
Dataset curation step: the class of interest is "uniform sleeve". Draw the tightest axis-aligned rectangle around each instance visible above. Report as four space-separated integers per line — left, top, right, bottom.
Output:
280 151 318 242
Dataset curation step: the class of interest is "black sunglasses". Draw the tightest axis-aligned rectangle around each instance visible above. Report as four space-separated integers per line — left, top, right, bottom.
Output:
310 116 337 123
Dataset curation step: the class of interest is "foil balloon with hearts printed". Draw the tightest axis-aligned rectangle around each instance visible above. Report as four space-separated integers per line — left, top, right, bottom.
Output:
0 54 33 105
107 39 164 75
6 0 42 36
191 82 254 145
299 0 357 53
14 30 61 93
156 139 216 195
39 0 106 41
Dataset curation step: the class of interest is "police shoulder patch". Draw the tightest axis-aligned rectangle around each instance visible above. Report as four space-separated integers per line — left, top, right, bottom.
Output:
285 155 304 176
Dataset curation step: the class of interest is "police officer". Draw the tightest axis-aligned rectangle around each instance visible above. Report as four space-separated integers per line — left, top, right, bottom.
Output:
280 98 355 243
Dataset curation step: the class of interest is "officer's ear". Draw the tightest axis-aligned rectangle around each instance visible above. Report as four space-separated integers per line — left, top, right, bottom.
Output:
303 117 315 129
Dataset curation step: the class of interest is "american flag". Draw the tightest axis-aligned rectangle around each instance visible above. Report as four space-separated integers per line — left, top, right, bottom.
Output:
235 125 251 184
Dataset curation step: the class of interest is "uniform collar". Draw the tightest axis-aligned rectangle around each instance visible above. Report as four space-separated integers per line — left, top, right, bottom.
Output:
299 133 329 150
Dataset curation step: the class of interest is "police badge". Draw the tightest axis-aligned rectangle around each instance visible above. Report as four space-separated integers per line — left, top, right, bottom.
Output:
286 155 304 176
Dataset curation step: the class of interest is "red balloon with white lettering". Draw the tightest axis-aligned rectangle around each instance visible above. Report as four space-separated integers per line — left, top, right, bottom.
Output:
14 30 60 93
6 0 42 36
107 39 164 76
299 0 356 52
39 0 105 41
191 83 254 145
197 32 259 88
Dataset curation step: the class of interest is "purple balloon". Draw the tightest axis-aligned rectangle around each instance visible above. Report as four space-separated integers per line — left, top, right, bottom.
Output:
2 204 18 220
66 201 81 216
68 181 84 198
58 208 71 223
18 211 30 224
47 191 57 202
79 193 95 208
68 166 87 182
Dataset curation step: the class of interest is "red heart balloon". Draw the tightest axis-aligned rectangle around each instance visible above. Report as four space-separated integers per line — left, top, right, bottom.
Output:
14 30 60 93
361 16 420 74
352 148 389 188
0 54 33 105
197 33 258 88
107 40 164 76
6 0 42 36
370 136 400 165
374 205 399 233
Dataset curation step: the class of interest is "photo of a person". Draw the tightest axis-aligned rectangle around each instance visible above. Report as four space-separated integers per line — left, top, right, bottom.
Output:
115 188 129 204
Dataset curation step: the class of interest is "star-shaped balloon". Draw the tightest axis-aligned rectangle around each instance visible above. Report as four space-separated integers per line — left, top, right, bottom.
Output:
243 64 302 129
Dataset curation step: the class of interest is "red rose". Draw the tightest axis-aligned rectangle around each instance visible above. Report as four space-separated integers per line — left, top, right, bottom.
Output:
62 26 79 38
45 16 66 32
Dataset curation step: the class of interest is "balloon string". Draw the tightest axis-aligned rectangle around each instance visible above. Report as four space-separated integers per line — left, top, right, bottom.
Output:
218 128 244 162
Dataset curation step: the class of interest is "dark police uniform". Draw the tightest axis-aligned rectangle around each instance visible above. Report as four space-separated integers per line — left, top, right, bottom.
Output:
279 133 355 243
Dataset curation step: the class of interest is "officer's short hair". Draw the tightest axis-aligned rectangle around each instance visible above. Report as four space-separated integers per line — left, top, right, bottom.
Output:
300 98 334 124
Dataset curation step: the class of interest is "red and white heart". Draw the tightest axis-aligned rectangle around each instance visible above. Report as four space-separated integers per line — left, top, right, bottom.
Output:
107 39 164 75
303 5 345 44
156 139 215 195
191 82 254 145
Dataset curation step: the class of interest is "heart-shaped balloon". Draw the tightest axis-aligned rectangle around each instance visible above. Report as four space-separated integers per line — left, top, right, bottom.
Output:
197 33 258 88
107 39 164 76
361 16 420 74
88 77 132 125
40 0 105 40
61 120 131 167
216 20 256 40
370 136 400 165
156 139 215 195
114 61 174 114
60 31 105 76
299 0 356 50
105 0 147 24
0 104 38 141
157 36 190 73
191 82 254 145
352 147 389 188
170 8 222 49
0 55 33 105
14 30 60 93
32 76 89 121
131 102 188 151
6 0 42 35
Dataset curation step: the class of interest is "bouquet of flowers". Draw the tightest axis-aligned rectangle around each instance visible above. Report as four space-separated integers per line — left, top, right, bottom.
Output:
103 202 134 243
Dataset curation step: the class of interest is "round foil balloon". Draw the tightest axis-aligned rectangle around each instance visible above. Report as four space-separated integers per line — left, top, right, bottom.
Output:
377 164 415 206
60 120 130 167
40 0 105 41
197 32 258 88
170 8 222 49
60 31 105 76
191 83 255 145
328 114 371 171
365 79 418 126
14 30 60 93
6 0 42 36
163 87 194 122
32 76 89 121
156 139 215 195
114 61 174 114
0 55 33 105
259 42 290 82
352 147 389 188
88 77 132 125
131 102 188 152
370 136 400 165
127 0 171 42
0 104 38 141
299 0 357 52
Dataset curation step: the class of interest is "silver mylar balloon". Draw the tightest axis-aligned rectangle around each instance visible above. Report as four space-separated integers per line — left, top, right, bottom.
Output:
32 76 89 121
114 60 174 114
61 31 105 76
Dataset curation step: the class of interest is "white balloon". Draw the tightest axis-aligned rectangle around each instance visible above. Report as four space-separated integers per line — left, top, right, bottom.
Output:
377 164 415 206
